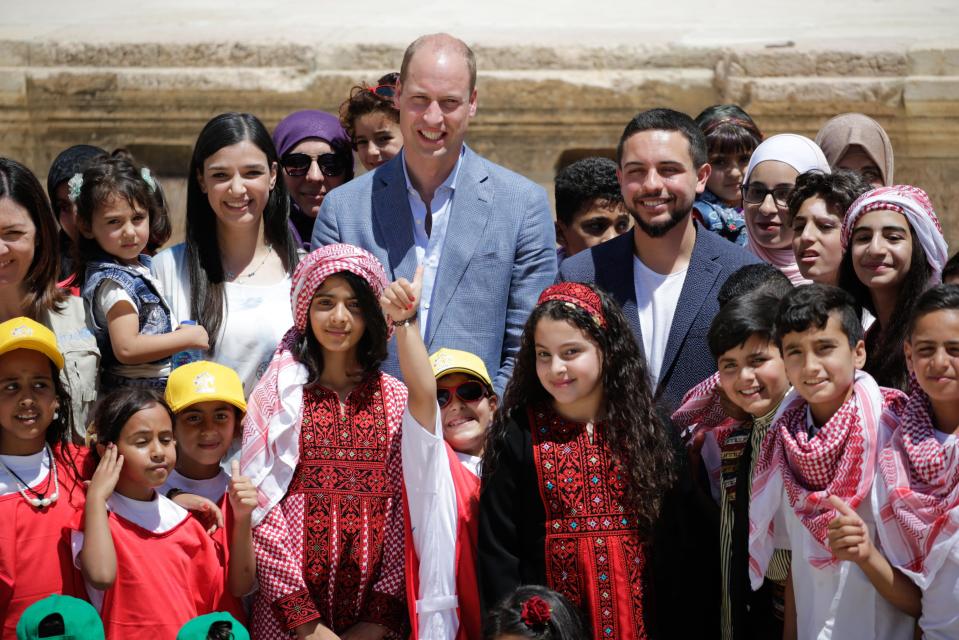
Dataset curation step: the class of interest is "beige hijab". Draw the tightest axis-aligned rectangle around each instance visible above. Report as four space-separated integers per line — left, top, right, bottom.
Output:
815 113 894 185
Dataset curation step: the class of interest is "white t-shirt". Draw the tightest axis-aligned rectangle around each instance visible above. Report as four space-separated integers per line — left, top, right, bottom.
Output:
159 468 230 505
402 406 479 640
151 243 294 397
0 449 48 496
93 262 172 380
919 544 959 639
632 256 687 388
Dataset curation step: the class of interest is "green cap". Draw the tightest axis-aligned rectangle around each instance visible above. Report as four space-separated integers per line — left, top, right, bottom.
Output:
177 612 249 640
16 595 104 640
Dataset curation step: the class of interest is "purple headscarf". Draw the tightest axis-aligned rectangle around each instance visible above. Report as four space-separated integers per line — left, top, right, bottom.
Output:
272 110 354 181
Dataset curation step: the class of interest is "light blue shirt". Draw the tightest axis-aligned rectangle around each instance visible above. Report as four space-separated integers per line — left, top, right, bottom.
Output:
401 148 465 339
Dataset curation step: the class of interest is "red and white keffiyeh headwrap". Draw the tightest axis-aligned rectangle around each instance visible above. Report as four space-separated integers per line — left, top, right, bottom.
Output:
841 185 948 284
873 388 959 588
747 371 903 588
240 244 389 526
672 373 742 501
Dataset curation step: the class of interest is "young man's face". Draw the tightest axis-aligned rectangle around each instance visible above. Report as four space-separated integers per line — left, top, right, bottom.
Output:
904 309 959 412
717 334 790 418
437 372 496 457
556 200 631 257
780 312 866 426
791 196 844 286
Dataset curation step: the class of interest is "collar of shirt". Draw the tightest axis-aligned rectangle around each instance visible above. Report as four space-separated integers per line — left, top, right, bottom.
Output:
401 147 466 222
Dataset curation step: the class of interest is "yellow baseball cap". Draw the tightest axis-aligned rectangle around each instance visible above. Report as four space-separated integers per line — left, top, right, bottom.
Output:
0 317 64 369
429 348 492 389
165 360 247 414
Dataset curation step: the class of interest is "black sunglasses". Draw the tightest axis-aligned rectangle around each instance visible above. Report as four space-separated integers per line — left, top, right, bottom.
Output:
281 152 347 178
436 380 489 408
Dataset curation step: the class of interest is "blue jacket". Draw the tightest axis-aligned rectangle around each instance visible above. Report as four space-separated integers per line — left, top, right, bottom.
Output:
311 147 557 395
81 254 173 371
558 224 761 414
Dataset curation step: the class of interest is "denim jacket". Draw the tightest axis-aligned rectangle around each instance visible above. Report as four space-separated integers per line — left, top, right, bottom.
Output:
81 254 173 370
692 189 748 246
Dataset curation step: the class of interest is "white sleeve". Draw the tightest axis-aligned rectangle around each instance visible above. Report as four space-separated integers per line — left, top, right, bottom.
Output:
401 406 460 639
93 280 136 327
70 530 105 612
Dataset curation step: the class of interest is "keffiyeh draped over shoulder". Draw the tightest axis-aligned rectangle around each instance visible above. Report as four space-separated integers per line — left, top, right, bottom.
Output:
873 388 959 588
841 185 949 284
747 371 903 588
240 243 389 526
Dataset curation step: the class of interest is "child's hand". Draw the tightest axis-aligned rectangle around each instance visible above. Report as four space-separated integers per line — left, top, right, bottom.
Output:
175 323 210 351
227 460 257 519
380 266 423 324
87 443 123 503
171 492 224 534
827 495 873 565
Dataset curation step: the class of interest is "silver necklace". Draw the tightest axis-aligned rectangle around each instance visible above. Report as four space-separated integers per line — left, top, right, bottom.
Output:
225 245 273 282
0 443 59 508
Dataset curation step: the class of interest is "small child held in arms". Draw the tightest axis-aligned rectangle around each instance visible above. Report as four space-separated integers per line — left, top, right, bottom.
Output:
707 292 793 640
382 267 498 639
161 360 256 600
748 284 915 639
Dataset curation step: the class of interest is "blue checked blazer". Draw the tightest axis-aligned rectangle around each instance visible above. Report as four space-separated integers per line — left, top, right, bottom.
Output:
311 146 557 395
558 225 761 414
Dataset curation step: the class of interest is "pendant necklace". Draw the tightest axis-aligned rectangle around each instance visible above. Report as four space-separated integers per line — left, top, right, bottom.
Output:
0 444 59 508
225 245 273 282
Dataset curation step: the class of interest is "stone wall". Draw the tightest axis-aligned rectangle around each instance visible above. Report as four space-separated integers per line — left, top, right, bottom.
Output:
1 40 957 247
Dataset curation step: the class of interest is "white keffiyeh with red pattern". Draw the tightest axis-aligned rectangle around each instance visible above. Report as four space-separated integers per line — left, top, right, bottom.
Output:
748 371 903 588
873 388 959 588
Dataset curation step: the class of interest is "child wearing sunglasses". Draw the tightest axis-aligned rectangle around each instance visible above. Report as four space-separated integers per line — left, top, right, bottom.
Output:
381 266 496 640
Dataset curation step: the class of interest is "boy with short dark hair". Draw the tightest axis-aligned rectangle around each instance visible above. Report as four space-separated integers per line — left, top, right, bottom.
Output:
707 292 793 640
749 284 914 639
554 157 630 260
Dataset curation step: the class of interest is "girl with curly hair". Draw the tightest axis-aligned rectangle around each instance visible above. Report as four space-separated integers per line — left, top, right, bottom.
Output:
339 73 404 172
479 282 718 639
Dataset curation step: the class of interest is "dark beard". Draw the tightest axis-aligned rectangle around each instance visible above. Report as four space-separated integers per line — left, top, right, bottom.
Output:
630 205 689 238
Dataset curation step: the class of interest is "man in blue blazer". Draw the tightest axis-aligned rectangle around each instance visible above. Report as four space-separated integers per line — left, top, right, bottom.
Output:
560 108 761 413
312 33 556 394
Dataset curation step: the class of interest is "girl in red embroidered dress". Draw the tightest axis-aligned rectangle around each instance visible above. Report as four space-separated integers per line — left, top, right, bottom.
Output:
241 244 407 640
480 283 718 639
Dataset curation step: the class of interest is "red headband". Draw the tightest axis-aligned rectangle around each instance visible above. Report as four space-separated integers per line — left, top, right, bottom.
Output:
537 282 607 328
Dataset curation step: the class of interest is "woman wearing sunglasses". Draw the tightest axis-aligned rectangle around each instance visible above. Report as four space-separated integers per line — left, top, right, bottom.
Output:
273 110 354 248
381 266 496 640
741 133 832 286
340 72 405 172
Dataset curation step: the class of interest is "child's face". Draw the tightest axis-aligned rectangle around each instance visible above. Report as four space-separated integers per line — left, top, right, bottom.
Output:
706 150 751 205
556 200 631 257
309 275 366 357
791 196 844 285
437 372 496 457
780 312 866 425
83 195 149 264
197 140 277 230
0 349 59 456
905 309 959 410
353 111 403 171
717 334 790 418
113 403 176 500
743 160 798 250
173 401 237 473
850 209 913 293
534 317 604 421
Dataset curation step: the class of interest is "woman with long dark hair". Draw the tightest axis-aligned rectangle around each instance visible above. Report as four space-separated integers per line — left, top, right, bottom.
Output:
838 185 948 391
152 112 300 396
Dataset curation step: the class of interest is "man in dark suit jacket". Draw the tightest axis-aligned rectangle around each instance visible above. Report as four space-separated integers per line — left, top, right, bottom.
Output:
560 108 761 413
312 33 556 394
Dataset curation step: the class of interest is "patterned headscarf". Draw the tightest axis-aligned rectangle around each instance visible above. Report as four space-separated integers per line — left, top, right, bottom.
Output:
241 244 389 526
537 282 607 328
748 371 904 588
873 388 959 588
815 113 894 186
841 185 948 283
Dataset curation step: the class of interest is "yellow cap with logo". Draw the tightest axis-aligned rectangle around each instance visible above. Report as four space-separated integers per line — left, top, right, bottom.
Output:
0 317 64 369
165 360 247 414
429 348 492 388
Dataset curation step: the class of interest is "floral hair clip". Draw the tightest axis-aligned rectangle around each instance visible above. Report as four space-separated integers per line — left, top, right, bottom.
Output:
140 167 158 193
67 173 84 203
520 595 552 631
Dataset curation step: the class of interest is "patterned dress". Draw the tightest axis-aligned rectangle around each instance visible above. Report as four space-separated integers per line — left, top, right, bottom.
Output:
251 373 408 639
